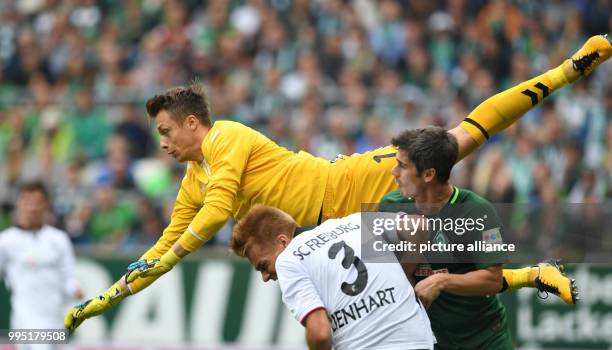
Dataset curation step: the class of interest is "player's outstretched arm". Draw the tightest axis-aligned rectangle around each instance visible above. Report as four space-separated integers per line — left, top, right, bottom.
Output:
124 122 256 293
65 94 255 333
65 231 204 332
65 123 253 332
304 309 332 350
64 209 217 333
64 184 200 332
64 281 126 332
415 265 503 309
450 34 612 160
63 242 189 332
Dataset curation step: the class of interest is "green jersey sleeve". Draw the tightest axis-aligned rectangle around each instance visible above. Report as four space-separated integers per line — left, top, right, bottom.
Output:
459 196 508 269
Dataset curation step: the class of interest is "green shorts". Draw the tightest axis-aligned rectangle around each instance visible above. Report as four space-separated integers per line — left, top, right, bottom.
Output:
433 317 514 350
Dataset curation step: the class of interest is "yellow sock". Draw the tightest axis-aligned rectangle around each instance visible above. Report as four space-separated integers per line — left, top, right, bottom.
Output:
460 60 570 145
502 267 536 292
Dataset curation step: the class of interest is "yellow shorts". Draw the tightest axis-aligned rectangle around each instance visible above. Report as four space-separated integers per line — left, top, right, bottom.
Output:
321 145 398 221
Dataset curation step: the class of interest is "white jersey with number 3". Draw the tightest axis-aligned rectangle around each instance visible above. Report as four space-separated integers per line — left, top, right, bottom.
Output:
275 213 435 350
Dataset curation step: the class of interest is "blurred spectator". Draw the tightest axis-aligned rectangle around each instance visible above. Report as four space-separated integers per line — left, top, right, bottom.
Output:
252 67 287 122
94 138 134 191
355 116 388 153
127 197 166 248
0 181 83 338
568 168 605 203
114 103 155 159
369 0 406 68
80 183 136 247
313 107 354 159
266 112 295 150
66 88 111 160
53 160 90 231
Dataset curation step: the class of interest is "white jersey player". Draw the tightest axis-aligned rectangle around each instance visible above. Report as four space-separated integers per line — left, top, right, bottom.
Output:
0 181 82 350
231 206 435 350
0 225 79 329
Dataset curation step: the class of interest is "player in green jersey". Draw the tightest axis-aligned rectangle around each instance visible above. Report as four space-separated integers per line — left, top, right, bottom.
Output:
380 127 514 349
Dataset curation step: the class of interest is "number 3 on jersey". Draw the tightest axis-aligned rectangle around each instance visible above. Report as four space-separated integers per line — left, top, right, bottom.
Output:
328 241 368 296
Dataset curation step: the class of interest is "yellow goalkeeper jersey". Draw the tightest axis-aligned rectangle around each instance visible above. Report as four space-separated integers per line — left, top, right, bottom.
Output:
142 121 331 257
141 120 399 258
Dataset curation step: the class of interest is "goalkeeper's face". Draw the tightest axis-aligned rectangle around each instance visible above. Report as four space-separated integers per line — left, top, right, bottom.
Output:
246 234 290 282
156 110 203 162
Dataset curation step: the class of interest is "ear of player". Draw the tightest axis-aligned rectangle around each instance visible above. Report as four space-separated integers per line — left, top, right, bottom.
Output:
64 282 125 332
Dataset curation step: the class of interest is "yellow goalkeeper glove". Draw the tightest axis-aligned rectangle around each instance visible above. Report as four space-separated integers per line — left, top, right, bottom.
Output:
125 249 181 284
64 282 124 332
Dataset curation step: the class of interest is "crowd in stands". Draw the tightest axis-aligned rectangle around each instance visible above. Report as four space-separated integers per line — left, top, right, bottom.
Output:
0 0 610 253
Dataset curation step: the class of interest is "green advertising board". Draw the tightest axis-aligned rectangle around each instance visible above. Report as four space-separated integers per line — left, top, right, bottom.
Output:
1 258 611 349
501 264 612 349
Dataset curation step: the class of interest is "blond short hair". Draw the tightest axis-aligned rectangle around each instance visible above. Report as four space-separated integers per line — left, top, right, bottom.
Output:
230 205 297 257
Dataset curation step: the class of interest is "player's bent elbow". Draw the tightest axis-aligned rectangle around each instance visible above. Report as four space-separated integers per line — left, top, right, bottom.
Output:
304 309 332 350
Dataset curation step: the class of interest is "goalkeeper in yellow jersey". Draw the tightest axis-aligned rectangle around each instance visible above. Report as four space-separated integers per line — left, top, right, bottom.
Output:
65 35 611 332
